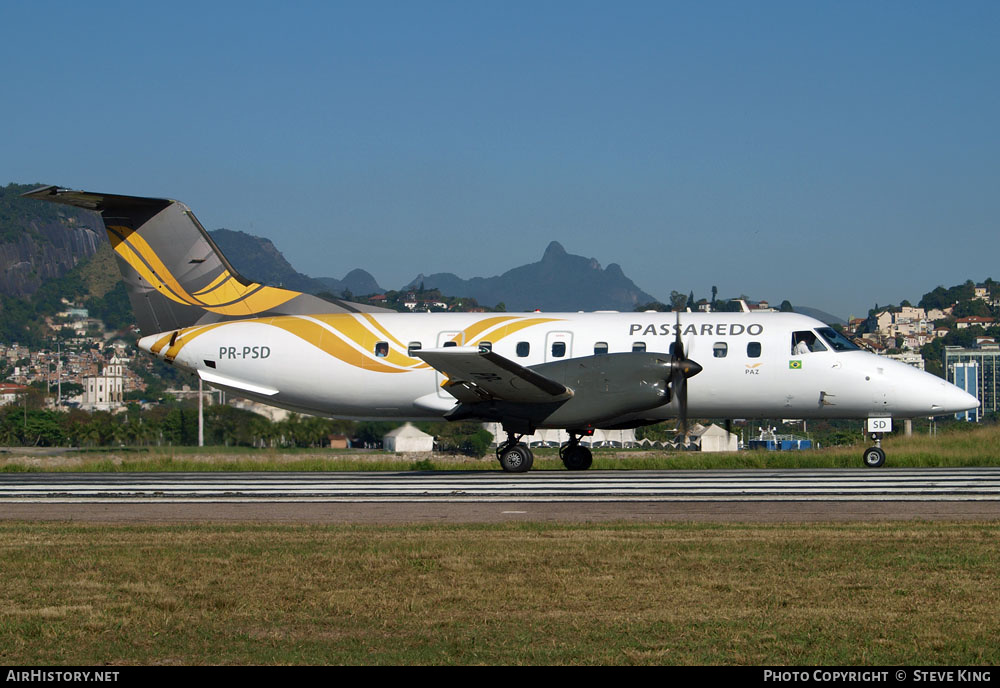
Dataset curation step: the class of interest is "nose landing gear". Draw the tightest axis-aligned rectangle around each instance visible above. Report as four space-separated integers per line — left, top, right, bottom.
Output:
863 433 886 468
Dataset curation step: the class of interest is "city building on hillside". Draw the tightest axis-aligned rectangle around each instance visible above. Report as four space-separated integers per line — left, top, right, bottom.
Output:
0 383 29 407
883 351 925 371
955 316 995 330
750 301 776 313
874 310 894 333
56 306 89 319
871 308 934 348
897 306 926 321
80 354 131 411
846 318 866 335
81 373 123 411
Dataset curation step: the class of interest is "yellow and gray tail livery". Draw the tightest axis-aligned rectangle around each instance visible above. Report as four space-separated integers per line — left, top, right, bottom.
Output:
23 186 384 334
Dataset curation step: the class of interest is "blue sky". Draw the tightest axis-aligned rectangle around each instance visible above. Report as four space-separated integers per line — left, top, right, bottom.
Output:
3 1 998 319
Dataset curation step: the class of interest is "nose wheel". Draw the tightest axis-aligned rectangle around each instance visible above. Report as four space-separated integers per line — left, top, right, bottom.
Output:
862 433 886 468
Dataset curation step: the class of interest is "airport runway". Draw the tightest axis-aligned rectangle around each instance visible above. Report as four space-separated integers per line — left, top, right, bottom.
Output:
3 468 1000 522
4 467 1000 502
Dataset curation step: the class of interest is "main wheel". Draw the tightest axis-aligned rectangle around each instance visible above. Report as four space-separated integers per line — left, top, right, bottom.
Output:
862 446 886 468
561 445 593 471
498 443 534 473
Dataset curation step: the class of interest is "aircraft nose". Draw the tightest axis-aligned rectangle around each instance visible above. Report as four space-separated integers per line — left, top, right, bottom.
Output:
931 381 980 415
889 362 980 416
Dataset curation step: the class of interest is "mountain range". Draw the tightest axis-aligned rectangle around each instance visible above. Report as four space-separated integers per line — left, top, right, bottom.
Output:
0 182 844 320
208 229 381 297
212 233 658 312
405 240 658 312
0 183 104 298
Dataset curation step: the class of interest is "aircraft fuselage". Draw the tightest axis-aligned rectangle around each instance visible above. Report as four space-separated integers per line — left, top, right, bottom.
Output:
139 310 976 426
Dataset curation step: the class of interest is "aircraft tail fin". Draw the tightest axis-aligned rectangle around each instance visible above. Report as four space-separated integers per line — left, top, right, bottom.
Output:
23 186 381 335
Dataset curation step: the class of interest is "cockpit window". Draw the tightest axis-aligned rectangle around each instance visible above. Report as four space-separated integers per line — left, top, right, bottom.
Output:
792 331 828 354
816 327 861 352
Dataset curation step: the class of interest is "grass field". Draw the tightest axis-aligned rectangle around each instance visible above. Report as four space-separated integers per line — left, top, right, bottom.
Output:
3 422 1000 472
3 424 999 665
1 521 998 665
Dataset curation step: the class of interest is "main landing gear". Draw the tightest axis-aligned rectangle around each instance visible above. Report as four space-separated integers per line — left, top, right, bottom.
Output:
495 430 596 473
496 433 533 473
560 432 593 471
863 433 886 468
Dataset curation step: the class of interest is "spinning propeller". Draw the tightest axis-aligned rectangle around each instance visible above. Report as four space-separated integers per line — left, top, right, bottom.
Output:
669 309 702 442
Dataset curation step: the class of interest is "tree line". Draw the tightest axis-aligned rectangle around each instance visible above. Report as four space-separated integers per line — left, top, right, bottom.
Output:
0 400 493 456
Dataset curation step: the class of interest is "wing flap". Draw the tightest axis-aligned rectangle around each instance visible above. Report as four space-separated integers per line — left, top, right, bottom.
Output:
415 348 573 403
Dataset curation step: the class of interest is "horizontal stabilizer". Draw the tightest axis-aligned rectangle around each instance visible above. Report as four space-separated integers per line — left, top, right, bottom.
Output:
21 185 172 214
23 185 390 335
415 347 574 404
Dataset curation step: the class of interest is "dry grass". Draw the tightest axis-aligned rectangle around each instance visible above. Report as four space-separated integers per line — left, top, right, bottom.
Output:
6 423 1000 473
1 522 999 665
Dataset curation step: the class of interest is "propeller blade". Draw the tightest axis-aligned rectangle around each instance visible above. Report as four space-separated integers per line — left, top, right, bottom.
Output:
669 308 702 446
678 372 688 440
673 309 684 361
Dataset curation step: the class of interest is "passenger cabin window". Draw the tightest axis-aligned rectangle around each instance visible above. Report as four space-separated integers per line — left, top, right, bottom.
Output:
747 342 762 358
791 331 827 354
479 341 492 352
551 341 567 358
632 342 646 352
713 342 728 358
443 341 458 348
407 342 422 356
375 341 389 357
516 342 530 357
594 342 608 355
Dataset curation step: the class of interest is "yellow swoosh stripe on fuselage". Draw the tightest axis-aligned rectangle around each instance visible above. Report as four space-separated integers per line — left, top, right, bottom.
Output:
358 312 410 351
266 316 408 374
447 315 520 345
468 317 563 344
163 322 235 362
310 314 432 370
160 313 567 373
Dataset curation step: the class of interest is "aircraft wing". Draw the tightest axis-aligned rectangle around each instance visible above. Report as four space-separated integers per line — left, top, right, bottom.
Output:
415 347 574 404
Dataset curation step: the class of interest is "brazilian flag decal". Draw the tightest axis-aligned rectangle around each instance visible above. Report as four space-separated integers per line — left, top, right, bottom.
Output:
789 360 802 369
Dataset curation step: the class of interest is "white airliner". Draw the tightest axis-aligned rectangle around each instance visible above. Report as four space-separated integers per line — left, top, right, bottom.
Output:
24 186 978 472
